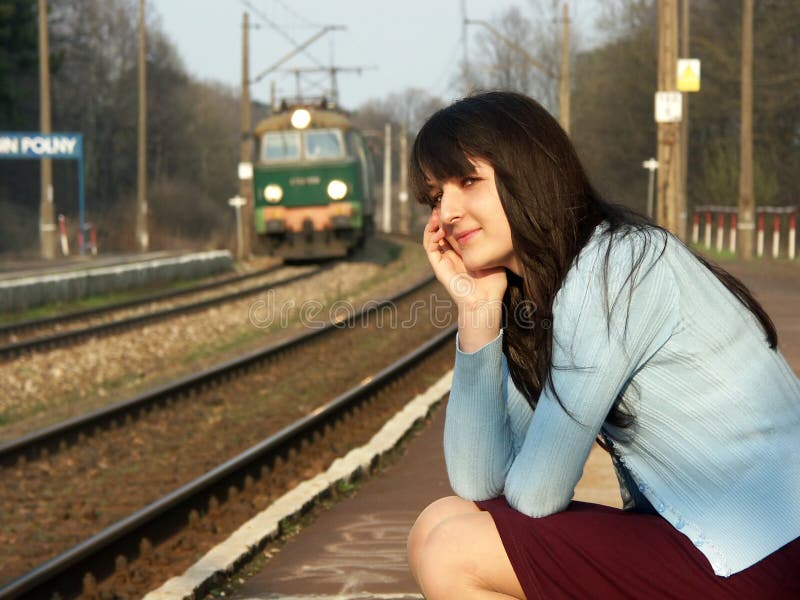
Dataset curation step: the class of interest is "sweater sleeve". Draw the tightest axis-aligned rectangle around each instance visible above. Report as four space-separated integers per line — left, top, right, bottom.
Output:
443 330 516 499
505 231 681 516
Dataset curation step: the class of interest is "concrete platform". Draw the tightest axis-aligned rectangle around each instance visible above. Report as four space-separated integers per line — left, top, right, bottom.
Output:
0 250 233 311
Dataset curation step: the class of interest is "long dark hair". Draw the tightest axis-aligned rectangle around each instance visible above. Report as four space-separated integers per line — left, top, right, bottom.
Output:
410 91 777 429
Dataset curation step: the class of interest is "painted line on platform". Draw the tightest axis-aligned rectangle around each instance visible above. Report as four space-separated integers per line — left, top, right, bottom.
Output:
143 370 453 600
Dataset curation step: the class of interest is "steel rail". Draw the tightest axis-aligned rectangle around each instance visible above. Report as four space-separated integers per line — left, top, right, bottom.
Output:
0 313 455 600
0 265 326 360
0 265 284 337
0 274 437 466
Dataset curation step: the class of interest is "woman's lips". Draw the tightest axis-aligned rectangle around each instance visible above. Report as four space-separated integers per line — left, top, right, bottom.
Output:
455 229 480 245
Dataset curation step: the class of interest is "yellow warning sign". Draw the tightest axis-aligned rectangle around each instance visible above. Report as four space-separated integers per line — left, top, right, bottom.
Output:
677 58 701 92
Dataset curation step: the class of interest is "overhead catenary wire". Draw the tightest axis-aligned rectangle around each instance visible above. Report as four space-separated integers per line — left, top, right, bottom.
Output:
271 0 322 29
238 0 326 69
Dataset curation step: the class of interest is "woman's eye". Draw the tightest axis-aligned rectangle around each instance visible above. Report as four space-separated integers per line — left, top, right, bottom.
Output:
462 177 478 187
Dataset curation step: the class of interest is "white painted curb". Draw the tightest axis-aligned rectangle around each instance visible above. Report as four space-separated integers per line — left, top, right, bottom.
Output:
143 370 453 600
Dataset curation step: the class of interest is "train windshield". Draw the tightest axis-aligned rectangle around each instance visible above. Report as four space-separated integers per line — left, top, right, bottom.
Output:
304 129 345 160
262 132 301 162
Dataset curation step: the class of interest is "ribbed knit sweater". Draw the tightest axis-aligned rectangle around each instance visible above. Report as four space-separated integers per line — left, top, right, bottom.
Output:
445 223 800 577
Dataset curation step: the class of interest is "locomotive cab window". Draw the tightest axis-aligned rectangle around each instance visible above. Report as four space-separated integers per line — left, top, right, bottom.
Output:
304 129 345 160
262 132 301 162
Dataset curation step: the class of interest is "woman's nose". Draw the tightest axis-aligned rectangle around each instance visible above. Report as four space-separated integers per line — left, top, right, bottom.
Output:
439 186 462 224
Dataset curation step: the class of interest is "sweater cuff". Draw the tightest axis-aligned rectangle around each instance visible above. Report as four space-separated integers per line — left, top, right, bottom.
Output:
453 329 504 390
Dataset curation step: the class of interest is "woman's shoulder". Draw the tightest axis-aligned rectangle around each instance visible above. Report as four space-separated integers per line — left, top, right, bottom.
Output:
576 221 673 281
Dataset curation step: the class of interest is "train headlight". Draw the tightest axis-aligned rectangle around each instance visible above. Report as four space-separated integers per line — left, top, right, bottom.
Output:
264 184 283 203
327 180 348 200
290 109 311 129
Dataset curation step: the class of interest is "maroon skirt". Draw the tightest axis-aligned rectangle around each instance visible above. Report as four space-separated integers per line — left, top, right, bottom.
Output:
476 497 800 599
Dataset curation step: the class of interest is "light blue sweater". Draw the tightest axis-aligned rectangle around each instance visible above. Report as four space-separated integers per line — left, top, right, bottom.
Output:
445 223 800 577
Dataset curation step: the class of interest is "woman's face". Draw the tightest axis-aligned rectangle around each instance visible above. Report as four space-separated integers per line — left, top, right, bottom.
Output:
430 158 522 275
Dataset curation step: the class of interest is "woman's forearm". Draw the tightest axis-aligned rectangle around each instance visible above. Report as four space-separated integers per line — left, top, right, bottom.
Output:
456 303 503 353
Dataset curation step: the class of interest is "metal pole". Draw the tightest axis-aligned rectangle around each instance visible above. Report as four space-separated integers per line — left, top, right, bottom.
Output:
329 66 339 104
656 0 680 235
236 204 244 259
677 0 689 241
382 123 392 233
643 159 658 219
559 3 571 136
136 0 149 252
240 12 253 258
399 122 409 235
737 0 754 259
38 0 56 259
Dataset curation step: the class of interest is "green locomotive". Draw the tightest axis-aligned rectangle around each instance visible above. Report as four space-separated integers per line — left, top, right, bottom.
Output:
252 103 377 259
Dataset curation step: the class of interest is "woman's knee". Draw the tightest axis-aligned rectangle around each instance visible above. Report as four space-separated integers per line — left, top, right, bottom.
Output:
416 514 485 599
415 511 525 600
407 496 478 578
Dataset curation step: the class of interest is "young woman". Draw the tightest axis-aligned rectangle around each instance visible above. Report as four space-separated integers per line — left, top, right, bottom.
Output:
406 91 800 599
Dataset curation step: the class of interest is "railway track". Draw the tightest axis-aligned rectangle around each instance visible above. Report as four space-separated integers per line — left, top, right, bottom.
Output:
0 276 454 599
0 264 324 360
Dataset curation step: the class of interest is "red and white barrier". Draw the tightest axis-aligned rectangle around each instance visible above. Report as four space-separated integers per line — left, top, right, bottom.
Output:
693 205 797 259
772 215 780 259
716 213 725 253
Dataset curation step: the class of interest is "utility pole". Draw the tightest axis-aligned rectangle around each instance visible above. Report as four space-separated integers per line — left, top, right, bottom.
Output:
399 122 409 235
737 0 754 259
559 3 570 136
382 124 392 233
678 0 689 241
136 0 149 252
656 0 681 235
239 11 253 259
38 0 56 259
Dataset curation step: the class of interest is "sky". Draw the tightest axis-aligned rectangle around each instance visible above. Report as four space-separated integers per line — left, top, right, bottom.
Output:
153 0 605 109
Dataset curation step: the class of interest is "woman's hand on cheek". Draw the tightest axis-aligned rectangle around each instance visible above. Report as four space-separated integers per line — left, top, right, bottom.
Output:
423 211 507 311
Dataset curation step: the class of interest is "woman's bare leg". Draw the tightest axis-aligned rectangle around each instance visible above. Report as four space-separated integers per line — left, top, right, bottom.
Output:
408 495 480 580
408 496 525 600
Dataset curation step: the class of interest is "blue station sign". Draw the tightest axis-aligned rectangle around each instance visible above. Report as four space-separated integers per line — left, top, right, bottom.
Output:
0 132 83 159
